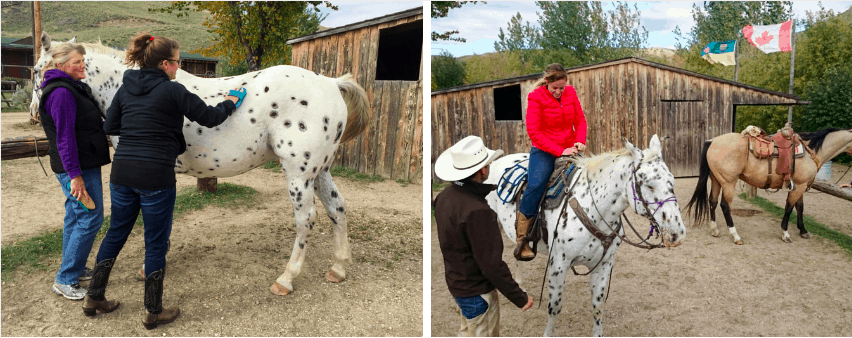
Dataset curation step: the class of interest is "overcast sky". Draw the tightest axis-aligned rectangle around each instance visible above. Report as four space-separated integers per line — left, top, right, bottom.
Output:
318 1 423 28
431 1 852 57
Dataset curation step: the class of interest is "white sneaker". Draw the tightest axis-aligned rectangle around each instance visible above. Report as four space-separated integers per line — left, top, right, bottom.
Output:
52 282 86 300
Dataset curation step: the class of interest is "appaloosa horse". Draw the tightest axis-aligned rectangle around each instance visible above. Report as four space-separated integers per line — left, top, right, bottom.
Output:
485 135 686 336
30 32 371 296
686 128 852 244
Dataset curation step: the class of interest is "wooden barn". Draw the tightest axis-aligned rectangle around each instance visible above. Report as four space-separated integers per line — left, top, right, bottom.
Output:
286 7 423 184
2 37 35 80
431 57 809 179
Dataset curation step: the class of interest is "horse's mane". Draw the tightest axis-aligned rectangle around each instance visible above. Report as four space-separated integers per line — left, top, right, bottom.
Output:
799 127 849 153
573 146 661 179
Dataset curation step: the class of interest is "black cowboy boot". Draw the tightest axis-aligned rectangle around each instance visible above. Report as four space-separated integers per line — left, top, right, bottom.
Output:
142 268 180 330
82 258 121 316
514 211 536 261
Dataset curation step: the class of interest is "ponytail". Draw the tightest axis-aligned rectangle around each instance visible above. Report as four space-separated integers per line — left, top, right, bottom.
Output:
125 32 180 69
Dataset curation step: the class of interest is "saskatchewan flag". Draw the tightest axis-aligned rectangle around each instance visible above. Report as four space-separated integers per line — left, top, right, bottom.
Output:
700 40 736 66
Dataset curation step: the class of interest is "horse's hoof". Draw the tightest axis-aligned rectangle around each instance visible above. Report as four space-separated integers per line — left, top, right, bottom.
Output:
270 282 292 296
800 233 811 239
781 236 793 243
734 240 743 245
135 268 145 282
325 270 344 283
710 229 721 237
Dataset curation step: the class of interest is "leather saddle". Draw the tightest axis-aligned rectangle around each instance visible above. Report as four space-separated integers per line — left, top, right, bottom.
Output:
743 126 805 176
513 156 583 251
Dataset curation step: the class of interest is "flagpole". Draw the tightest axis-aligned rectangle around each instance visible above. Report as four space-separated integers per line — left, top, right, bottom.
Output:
786 20 796 128
734 40 739 82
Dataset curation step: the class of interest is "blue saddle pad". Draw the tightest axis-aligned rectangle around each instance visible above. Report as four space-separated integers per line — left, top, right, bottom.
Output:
496 162 576 204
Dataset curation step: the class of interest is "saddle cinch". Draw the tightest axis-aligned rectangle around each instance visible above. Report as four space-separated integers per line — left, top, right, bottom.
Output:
742 125 816 189
496 157 583 254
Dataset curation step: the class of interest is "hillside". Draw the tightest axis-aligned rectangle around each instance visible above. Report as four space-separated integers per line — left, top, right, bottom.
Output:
1 2 215 52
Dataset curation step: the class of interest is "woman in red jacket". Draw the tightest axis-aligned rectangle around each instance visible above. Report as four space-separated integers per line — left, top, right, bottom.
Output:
514 63 587 261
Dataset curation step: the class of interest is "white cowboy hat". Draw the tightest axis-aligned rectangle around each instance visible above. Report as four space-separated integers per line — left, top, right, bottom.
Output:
435 135 504 182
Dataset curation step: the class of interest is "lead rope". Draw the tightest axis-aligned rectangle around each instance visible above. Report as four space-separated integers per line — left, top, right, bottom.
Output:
32 135 48 177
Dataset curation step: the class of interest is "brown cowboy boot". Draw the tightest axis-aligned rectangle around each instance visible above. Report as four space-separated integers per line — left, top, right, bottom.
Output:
142 269 180 330
513 211 536 261
82 258 121 316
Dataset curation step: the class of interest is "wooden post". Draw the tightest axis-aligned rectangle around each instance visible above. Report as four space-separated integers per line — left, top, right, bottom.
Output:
33 1 42 65
197 178 217 193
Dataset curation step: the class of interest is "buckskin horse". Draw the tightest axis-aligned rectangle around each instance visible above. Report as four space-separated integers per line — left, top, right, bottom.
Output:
686 127 852 244
30 32 371 296
486 135 686 336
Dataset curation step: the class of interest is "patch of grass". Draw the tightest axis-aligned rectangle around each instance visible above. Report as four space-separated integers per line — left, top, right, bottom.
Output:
739 193 852 257
396 178 411 187
432 181 448 192
262 160 282 173
330 166 384 183
173 183 258 215
1 183 257 281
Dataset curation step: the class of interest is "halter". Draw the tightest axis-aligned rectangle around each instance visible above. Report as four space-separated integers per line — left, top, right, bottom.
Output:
629 156 678 236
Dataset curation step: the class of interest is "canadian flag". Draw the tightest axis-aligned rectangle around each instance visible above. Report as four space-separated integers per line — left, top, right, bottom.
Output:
743 20 793 53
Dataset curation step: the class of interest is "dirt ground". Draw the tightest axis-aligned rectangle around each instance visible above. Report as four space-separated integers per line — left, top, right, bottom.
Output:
431 156 852 336
1 112 423 336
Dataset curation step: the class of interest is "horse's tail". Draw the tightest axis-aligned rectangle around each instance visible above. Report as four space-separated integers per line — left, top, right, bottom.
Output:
685 139 712 227
335 74 370 143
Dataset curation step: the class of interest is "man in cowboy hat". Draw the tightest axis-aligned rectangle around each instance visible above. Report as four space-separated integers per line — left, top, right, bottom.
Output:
433 135 533 337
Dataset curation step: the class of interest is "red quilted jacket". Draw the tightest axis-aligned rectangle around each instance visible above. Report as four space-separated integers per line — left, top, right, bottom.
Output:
525 85 588 157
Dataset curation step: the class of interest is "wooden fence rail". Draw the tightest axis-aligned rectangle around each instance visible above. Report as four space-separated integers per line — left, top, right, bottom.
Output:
1 136 116 161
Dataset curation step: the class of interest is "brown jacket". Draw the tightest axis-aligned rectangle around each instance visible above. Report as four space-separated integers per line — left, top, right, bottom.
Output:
434 181 528 308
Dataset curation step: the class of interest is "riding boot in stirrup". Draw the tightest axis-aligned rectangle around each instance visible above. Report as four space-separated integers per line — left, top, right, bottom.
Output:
142 268 180 330
82 258 121 316
513 211 536 261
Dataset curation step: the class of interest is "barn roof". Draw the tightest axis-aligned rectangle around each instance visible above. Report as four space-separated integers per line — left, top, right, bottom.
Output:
431 57 806 103
286 7 422 45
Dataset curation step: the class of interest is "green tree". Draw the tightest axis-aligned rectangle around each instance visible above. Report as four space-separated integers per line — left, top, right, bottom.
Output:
532 1 648 68
494 12 540 52
463 50 539 85
151 1 333 71
431 1 483 42
432 51 466 90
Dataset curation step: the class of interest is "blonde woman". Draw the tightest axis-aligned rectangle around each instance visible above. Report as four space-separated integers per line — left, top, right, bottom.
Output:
38 42 111 300
515 63 587 261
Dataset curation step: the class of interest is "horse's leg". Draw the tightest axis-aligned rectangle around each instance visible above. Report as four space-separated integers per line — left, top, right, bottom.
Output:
543 253 571 337
795 197 809 239
270 174 318 296
313 169 351 282
708 176 722 237
780 188 808 242
588 252 616 337
719 183 743 245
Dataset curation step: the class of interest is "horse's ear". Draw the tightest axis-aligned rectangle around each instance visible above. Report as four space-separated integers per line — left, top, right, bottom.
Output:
649 134 662 152
623 137 642 161
69 36 77 43
41 31 52 53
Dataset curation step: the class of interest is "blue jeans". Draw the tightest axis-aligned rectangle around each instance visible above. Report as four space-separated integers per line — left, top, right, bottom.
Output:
455 294 488 319
55 168 105 285
96 183 175 276
519 147 556 218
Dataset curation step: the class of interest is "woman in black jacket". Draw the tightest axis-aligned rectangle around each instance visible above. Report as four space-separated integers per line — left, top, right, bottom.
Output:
83 33 241 330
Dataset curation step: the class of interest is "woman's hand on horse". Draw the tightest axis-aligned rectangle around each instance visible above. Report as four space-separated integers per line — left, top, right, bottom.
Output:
573 142 586 152
562 147 578 156
522 295 534 311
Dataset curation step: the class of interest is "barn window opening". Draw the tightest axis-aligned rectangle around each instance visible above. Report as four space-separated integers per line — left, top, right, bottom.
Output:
494 85 523 121
375 20 422 81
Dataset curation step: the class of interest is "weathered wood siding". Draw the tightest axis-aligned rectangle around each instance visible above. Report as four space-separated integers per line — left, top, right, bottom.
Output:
290 13 423 183
431 58 802 179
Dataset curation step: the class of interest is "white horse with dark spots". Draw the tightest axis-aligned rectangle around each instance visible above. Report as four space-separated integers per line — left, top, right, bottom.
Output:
484 135 686 336
30 32 370 296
